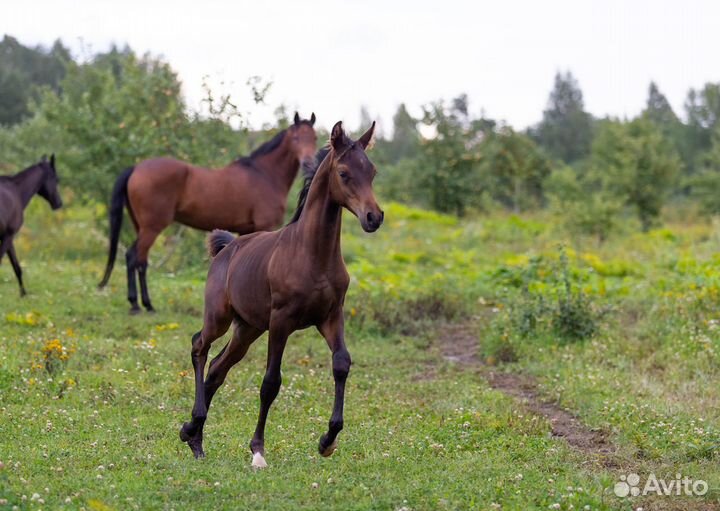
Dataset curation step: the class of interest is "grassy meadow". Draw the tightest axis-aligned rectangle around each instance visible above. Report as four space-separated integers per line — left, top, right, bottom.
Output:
1 199 720 510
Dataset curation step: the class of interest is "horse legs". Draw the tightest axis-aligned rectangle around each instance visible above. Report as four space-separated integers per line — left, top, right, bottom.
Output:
317 309 351 457
7 241 26 297
136 228 161 312
0 234 11 263
249 319 290 468
125 241 141 314
180 305 233 458
180 321 263 458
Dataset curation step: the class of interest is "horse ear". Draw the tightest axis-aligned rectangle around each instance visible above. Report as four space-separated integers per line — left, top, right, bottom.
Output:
50 153 55 168
294 112 301 125
310 112 316 126
330 121 348 152
358 121 376 150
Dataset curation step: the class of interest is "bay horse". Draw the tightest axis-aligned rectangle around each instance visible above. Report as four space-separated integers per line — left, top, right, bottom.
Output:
98 112 318 314
0 155 63 296
179 121 383 467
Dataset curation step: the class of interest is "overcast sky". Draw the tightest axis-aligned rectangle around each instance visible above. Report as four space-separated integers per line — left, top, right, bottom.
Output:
3 0 719 133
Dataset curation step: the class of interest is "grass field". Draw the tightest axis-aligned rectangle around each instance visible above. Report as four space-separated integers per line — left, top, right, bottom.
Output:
1 200 720 510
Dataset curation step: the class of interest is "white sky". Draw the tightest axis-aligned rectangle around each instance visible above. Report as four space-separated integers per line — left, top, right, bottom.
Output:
3 0 719 134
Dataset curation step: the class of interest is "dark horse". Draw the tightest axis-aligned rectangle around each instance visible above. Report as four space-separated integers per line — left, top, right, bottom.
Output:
180 121 383 467
98 112 318 313
0 155 63 296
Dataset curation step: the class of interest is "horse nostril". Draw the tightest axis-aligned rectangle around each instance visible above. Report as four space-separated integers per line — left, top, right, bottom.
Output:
380 211 384 222
366 212 374 225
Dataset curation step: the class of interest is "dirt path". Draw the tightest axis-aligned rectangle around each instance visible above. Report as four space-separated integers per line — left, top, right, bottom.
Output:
436 321 616 462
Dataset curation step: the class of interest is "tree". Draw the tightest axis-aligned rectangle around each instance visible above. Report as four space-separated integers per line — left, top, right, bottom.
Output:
644 82 679 126
684 83 720 171
546 165 623 243
687 125 720 214
0 36 70 125
590 118 681 230
9 50 244 203
642 82 688 171
417 98 482 215
384 103 420 163
477 127 552 212
534 71 593 163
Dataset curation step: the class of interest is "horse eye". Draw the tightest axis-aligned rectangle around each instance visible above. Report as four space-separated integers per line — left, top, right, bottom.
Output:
339 171 350 182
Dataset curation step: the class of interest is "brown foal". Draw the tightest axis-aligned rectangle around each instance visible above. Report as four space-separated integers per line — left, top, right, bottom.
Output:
98 113 317 314
179 121 383 467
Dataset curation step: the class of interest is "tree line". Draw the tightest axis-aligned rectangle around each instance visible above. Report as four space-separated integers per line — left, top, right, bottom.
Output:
372 72 720 239
1 35 720 240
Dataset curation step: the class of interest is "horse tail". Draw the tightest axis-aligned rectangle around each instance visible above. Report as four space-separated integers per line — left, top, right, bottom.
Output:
98 166 134 288
207 230 235 257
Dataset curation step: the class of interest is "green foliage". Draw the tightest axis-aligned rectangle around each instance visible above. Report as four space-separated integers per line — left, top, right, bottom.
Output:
533 71 594 163
490 248 601 355
687 125 720 214
685 83 720 149
0 35 70 125
415 98 483 215
376 103 421 164
380 97 551 216
0 50 248 204
590 118 681 231
546 166 623 242
477 127 553 212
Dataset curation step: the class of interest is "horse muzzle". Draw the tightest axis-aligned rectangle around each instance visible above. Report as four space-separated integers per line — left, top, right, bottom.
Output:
361 209 384 233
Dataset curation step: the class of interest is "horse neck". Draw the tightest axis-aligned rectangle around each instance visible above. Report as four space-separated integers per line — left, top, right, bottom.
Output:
254 135 299 195
13 165 45 207
295 158 343 266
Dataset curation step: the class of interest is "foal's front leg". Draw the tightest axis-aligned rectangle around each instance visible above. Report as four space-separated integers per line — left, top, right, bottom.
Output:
317 309 351 457
249 317 290 468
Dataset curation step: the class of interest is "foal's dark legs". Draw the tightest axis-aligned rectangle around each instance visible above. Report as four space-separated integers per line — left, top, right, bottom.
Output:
125 241 141 314
318 310 351 457
7 242 26 297
180 321 262 458
249 319 290 468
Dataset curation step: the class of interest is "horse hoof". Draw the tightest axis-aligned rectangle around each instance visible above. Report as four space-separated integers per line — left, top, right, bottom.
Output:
179 423 193 442
129 306 142 315
251 452 267 469
320 439 338 457
145 306 156 313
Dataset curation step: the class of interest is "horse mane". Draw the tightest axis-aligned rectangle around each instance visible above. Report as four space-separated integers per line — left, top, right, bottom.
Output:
1 162 43 182
236 121 314 167
287 147 331 224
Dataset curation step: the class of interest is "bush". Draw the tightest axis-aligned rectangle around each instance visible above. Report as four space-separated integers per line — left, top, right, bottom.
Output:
486 247 603 363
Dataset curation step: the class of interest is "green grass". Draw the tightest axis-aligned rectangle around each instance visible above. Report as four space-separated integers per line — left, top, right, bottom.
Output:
2 200 720 509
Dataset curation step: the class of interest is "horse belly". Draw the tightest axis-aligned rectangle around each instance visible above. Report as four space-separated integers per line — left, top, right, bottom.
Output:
176 179 254 232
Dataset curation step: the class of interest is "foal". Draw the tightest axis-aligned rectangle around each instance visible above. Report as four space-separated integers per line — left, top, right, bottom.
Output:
180 121 383 467
0 155 63 296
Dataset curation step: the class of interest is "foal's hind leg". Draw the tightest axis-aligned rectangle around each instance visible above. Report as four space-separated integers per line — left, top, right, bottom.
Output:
317 309 351 457
7 241 26 297
180 303 233 458
181 321 263 457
